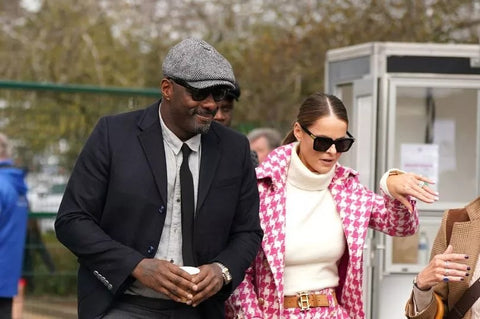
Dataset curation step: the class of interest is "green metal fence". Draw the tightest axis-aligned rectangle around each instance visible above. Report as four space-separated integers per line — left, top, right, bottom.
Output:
1 80 161 318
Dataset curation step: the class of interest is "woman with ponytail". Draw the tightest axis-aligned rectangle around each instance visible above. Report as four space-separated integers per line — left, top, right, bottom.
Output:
226 92 438 319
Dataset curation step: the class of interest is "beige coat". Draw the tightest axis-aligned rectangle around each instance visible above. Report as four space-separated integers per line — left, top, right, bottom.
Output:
405 196 480 319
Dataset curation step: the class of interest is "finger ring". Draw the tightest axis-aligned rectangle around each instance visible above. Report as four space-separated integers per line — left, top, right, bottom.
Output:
445 269 449 276
445 260 449 268
418 181 426 188
443 276 449 282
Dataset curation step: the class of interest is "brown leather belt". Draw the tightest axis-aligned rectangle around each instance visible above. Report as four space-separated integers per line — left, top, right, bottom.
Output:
284 291 337 310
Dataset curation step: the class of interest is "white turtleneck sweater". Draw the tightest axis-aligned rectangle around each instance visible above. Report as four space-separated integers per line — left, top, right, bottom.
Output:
283 144 346 295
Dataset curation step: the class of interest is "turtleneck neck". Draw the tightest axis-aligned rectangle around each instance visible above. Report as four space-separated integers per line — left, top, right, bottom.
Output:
287 142 335 191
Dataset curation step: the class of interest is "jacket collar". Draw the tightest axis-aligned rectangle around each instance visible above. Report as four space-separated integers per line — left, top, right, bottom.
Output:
466 196 480 221
196 124 221 213
137 101 168 204
256 143 358 188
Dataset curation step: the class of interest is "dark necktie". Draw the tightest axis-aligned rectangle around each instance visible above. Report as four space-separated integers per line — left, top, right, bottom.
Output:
180 144 195 266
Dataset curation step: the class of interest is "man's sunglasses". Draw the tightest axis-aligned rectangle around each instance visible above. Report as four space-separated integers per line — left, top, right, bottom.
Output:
169 78 228 102
300 124 355 152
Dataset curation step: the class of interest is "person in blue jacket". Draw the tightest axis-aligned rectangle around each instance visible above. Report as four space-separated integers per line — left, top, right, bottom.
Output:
0 133 28 319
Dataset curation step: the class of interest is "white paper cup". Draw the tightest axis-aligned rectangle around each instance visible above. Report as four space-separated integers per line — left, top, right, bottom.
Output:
180 266 200 275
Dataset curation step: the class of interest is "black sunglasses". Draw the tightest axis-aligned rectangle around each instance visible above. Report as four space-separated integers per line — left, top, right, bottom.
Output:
300 124 355 152
169 78 228 102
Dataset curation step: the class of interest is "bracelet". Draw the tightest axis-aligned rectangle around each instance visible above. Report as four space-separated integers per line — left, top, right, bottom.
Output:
388 169 404 176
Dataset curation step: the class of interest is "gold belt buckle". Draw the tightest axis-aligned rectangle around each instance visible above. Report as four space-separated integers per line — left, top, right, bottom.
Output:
297 291 310 311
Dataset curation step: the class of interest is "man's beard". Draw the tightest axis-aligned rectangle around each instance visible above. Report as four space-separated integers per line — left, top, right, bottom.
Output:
194 121 211 135
192 107 215 134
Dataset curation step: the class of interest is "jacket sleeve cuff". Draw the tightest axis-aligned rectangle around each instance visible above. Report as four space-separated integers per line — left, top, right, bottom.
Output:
412 285 433 314
380 168 405 198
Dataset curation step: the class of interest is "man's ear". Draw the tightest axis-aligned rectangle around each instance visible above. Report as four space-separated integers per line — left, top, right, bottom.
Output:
160 78 172 101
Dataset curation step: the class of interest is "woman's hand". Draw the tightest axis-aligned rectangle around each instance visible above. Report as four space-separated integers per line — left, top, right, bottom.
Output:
387 172 438 212
415 245 470 290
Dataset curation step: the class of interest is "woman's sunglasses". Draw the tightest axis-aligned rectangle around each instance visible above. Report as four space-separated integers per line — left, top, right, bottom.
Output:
300 124 355 152
169 78 228 102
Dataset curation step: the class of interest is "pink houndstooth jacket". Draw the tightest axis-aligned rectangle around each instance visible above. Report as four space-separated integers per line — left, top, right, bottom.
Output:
226 143 419 319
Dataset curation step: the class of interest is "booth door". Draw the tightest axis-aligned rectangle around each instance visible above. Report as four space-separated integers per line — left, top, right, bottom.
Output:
335 78 377 319
377 76 480 319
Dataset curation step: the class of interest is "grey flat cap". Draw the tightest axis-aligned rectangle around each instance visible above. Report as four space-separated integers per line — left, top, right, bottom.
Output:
162 38 235 90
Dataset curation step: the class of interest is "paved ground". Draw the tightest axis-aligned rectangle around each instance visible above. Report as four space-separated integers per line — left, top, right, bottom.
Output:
16 296 77 319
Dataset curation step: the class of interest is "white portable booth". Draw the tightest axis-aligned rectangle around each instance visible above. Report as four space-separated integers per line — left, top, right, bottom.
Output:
325 42 480 318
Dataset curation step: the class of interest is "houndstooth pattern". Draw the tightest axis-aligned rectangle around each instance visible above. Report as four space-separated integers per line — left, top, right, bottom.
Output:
226 143 419 319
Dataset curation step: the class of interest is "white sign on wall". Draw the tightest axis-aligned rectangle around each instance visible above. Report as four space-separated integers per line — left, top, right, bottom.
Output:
400 143 439 191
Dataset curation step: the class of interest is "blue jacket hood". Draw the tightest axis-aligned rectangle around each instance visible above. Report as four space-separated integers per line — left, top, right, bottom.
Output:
0 159 28 196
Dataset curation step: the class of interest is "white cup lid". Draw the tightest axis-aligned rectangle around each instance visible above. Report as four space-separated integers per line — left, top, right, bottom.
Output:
180 266 200 275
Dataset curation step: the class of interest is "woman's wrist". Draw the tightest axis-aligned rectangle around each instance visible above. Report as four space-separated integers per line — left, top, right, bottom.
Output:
413 275 430 291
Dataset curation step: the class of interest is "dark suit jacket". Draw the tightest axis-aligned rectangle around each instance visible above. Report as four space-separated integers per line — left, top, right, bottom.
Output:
55 101 263 319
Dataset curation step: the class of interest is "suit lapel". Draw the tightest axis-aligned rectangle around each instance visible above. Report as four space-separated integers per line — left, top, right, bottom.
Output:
448 198 480 294
137 102 168 204
196 128 220 214
449 219 480 293
455 198 480 286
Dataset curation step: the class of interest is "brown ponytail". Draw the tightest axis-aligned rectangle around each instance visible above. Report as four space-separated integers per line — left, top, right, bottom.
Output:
282 129 297 145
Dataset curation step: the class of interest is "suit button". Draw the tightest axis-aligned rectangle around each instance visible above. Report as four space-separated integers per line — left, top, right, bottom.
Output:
158 206 165 214
147 246 155 254
258 298 265 305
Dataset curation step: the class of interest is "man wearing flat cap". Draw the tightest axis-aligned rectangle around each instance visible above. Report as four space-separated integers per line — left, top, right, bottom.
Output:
55 38 263 319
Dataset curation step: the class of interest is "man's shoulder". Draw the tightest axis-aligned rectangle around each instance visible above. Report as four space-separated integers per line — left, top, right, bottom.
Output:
97 101 159 120
96 101 159 130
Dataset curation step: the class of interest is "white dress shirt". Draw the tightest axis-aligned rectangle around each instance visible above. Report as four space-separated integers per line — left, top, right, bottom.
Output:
125 106 201 298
